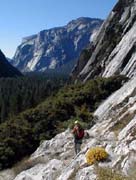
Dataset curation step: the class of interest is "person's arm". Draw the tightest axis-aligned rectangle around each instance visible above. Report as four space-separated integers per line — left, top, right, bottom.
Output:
76 127 80 136
72 126 80 135
71 127 76 134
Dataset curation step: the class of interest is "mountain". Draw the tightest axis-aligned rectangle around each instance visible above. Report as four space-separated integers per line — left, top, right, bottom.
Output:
10 17 103 73
71 0 136 81
0 50 22 77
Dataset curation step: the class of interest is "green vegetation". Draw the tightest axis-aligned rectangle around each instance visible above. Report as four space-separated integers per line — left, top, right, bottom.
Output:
0 73 66 123
0 118 35 169
0 75 127 169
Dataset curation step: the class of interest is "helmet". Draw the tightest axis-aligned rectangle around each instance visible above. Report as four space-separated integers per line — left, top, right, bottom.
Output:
74 120 79 124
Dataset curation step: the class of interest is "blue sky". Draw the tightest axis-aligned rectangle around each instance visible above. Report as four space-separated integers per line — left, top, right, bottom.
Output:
0 0 117 58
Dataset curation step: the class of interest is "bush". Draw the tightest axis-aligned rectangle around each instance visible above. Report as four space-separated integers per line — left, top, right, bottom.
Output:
85 147 108 165
60 116 93 131
0 118 36 169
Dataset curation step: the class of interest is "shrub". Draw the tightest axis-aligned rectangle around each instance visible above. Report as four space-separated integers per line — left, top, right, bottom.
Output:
0 118 36 169
85 147 108 165
60 116 92 131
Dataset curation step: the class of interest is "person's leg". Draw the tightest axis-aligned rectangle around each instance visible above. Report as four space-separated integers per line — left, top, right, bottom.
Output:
75 142 78 155
76 143 81 154
74 140 82 155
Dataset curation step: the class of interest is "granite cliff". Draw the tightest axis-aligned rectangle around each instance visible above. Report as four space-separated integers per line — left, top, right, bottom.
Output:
72 0 136 81
11 17 102 73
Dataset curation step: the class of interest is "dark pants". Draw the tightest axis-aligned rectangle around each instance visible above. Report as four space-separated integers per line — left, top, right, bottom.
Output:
74 139 82 155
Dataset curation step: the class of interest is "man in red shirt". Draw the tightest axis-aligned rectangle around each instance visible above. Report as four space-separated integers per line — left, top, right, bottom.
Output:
72 120 84 155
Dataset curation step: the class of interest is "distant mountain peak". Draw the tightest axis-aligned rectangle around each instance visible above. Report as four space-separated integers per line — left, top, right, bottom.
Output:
10 17 103 73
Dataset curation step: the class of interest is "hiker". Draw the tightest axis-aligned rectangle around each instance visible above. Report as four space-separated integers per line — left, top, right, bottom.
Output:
72 120 84 155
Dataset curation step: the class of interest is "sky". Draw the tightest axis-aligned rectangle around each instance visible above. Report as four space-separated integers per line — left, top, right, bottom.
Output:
0 0 117 58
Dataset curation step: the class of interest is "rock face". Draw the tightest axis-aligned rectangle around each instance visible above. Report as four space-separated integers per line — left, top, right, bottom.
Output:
0 50 22 77
72 0 136 81
10 17 103 73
